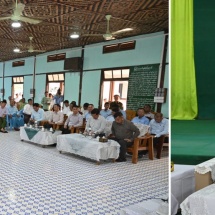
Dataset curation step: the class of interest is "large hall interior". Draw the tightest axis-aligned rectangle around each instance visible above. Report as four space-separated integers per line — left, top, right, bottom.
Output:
0 0 169 214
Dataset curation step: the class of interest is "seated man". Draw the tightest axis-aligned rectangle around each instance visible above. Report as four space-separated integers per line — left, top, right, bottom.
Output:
85 108 106 136
109 104 126 119
109 112 140 162
84 104 94 122
62 100 70 115
0 100 8 133
48 104 64 127
100 102 111 119
131 108 149 125
66 103 74 117
110 94 123 110
7 99 24 131
149 112 169 159
63 105 83 133
80 102 89 116
106 107 120 122
143 104 154 120
23 99 33 124
29 103 44 125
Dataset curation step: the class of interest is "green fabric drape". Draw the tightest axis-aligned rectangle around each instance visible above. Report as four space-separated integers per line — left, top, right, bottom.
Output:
171 0 198 119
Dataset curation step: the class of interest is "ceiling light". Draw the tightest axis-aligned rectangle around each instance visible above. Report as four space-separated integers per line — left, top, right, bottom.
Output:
13 48 20 53
11 21 21 28
70 32 80 39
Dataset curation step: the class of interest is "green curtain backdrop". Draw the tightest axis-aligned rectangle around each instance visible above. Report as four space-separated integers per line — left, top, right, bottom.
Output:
171 0 198 119
194 1 215 119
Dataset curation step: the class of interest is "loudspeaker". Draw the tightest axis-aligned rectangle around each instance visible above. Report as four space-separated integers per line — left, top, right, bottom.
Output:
64 57 83 71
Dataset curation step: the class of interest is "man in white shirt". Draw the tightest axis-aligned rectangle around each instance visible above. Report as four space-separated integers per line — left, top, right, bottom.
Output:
48 104 64 126
149 112 168 159
63 106 83 132
85 108 106 137
100 102 111 119
144 104 155 120
23 99 33 123
62 100 70 115
30 103 44 125
84 104 94 122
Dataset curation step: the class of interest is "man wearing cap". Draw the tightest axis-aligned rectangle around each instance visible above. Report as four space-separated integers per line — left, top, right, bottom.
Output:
110 94 123 110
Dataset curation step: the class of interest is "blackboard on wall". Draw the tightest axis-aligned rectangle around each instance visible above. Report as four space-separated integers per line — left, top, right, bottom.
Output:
127 64 159 111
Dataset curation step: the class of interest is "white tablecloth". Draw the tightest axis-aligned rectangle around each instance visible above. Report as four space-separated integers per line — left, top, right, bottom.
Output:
181 184 215 215
195 157 215 181
20 126 62 145
120 199 168 215
171 165 195 215
57 133 120 161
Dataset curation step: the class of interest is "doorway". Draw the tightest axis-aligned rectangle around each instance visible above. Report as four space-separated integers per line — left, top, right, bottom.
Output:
101 68 130 110
12 76 24 101
47 73 65 107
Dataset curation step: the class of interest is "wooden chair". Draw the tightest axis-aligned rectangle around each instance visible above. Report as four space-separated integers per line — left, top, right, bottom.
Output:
125 109 136 121
155 134 169 159
127 135 154 164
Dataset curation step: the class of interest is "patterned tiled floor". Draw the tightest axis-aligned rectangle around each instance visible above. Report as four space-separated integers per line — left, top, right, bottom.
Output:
0 131 169 215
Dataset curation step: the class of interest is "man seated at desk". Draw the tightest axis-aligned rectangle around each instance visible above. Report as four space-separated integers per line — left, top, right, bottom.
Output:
149 112 168 159
85 108 106 137
131 107 149 125
84 104 94 122
100 102 111 119
48 104 64 127
7 99 23 131
109 112 140 162
29 103 44 125
63 106 83 133
0 100 8 133
143 104 155 120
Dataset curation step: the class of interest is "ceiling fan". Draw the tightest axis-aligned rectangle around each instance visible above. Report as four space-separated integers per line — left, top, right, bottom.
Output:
82 15 133 40
0 0 42 25
16 37 46 53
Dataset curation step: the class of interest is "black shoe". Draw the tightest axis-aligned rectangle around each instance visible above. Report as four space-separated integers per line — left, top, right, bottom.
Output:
116 158 127 162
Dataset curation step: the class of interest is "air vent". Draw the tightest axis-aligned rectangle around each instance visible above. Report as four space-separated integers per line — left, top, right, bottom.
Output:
47 53 66 62
103 41 135 54
12 60 25 67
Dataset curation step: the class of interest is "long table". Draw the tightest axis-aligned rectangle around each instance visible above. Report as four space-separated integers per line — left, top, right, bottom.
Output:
57 133 120 162
171 164 195 215
20 126 61 146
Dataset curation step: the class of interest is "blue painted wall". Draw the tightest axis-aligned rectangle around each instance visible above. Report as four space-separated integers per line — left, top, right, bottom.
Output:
64 72 80 103
84 32 164 70
81 70 101 107
23 76 33 99
4 57 34 76
1 32 168 117
36 48 82 74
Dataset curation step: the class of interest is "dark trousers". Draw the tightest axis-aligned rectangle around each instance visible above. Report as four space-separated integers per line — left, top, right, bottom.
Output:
23 113 31 124
152 134 167 159
109 137 133 160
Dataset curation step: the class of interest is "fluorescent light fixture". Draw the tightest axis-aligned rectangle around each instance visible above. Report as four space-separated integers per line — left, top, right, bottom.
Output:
70 32 79 39
13 48 20 53
11 21 21 28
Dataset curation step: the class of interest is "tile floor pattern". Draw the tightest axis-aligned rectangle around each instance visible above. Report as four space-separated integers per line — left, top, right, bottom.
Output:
0 131 169 215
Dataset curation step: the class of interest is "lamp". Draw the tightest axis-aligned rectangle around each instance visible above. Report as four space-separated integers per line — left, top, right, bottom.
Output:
70 32 80 39
13 48 20 53
11 21 21 28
